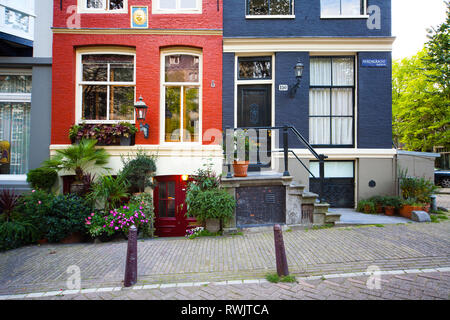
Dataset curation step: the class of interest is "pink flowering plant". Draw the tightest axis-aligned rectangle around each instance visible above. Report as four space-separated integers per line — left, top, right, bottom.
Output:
85 203 150 238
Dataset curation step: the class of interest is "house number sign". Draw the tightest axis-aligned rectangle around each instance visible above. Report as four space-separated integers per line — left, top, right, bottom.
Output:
278 84 289 91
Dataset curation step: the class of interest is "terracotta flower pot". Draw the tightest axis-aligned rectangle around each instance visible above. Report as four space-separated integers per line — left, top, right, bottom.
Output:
233 161 249 177
37 238 48 245
376 204 384 214
423 204 430 213
384 206 395 216
399 205 423 219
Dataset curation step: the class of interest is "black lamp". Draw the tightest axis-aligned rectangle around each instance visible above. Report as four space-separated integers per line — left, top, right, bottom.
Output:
134 96 149 139
290 60 304 98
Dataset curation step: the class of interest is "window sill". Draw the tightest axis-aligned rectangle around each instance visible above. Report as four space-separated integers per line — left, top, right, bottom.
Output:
245 15 295 19
320 15 369 19
76 120 136 124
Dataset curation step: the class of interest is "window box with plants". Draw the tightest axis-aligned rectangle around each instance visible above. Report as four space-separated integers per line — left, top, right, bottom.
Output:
69 122 138 146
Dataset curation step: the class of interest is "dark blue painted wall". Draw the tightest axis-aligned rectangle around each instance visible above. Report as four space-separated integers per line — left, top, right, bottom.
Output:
223 52 235 129
357 51 392 148
224 0 391 38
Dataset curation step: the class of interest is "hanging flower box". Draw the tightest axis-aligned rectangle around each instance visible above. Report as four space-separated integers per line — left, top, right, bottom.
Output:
69 122 137 146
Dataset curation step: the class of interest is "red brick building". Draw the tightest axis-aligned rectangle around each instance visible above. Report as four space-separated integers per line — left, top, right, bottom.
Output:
51 0 223 236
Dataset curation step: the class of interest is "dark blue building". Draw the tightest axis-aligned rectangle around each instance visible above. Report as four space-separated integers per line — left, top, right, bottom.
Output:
223 0 396 207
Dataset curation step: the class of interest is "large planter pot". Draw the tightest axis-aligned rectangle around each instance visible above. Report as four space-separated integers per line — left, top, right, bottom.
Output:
120 136 131 146
37 238 48 245
61 232 83 244
205 219 220 233
375 204 384 214
399 205 423 219
233 161 249 177
384 206 395 216
423 204 430 213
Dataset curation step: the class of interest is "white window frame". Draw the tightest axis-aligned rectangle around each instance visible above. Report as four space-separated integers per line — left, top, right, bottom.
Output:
77 0 128 14
0 68 32 177
0 5 35 41
160 48 203 145
320 0 369 19
75 47 136 124
152 0 202 15
245 0 295 19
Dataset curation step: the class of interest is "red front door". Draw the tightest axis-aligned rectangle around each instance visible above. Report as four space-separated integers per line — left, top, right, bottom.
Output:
154 175 197 237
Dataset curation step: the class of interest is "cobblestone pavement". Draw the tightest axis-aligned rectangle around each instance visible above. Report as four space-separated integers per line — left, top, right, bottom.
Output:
0 221 449 296
436 193 450 210
21 272 450 300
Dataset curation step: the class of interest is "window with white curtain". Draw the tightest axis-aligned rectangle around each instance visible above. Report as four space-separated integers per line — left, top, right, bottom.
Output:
320 0 367 17
309 57 354 146
0 72 32 175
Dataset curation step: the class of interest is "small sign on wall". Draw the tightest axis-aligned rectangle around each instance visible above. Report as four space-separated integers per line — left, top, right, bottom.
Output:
278 84 289 91
131 6 148 28
361 59 387 67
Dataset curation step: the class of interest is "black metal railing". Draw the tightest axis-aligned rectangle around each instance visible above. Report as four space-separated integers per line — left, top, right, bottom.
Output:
223 125 328 202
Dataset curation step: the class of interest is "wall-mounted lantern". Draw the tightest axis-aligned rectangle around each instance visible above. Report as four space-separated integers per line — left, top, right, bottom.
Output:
134 96 150 139
289 60 304 99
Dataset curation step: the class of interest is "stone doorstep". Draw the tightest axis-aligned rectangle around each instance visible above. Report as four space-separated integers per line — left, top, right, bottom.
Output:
325 213 341 224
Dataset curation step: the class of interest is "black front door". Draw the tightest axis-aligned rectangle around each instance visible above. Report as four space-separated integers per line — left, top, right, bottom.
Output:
237 85 272 171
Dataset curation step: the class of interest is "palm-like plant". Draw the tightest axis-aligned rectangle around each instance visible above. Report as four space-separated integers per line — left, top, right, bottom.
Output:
43 139 110 182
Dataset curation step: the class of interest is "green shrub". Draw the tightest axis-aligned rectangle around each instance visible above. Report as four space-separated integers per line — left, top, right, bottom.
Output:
357 200 376 213
44 194 91 242
26 167 58 192
87 174 130 211
0 219 37 251
399 175 437 203
380 196 402 208
186 188 235 223
121 150 157 193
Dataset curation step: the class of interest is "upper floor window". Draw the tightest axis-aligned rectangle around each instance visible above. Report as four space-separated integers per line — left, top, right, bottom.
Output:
320 0 367 18
77 52 135 122
246 0 294 17
309 57 355 147
79 0 127 13
153 0 202 14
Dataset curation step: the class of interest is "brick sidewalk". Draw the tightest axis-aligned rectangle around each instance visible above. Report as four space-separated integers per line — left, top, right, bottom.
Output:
1 221 449 296
20 272 450 300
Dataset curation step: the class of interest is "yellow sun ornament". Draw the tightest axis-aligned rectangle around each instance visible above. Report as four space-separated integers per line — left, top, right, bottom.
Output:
133 8 147 26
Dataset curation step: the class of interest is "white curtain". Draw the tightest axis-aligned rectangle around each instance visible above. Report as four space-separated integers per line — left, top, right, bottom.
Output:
309 57 354 145
0 103 31 174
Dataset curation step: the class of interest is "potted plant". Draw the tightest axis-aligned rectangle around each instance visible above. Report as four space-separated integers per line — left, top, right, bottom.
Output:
357 200 375 214
369 196 384 213
116 122 138 146
185 188 235 233
229 130 252 177
43 139 110 195
381 196 401 216
399 198 424 219
68 123 137 146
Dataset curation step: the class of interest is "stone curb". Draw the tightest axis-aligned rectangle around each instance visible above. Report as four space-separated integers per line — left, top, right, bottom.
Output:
1 267 449 300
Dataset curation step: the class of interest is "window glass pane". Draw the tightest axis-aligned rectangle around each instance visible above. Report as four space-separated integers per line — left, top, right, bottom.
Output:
332 118 353 145
0 75 32 93
165 55 199 83
110 63 134 82
168 181 175 198
159 182 167 198
0 103 31 175
165 87 181 142
331 88 353 115
82 85 107 120
86 0 104 9
320 0 340 16
109 86 134 120
160 0 176 9
83 64 108 82
109 0 124 10
310 58 331 86
310 161 354 178
159 200 167 217
184 87 199 142
270 0 291 15
248 0 269 15
5 8 29 32
167 200 175 217
309 89 330 116
342 0 362 16
180 0 197 9
332 58 354 86
238 57 272 80
309 117 330 145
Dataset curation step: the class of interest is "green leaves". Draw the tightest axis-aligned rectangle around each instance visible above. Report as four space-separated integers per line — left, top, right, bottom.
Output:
43 139 110 181
185 189 236 222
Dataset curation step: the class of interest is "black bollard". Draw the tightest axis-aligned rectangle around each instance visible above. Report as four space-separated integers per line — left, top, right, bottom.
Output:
273 224 289 277
124 225 138 287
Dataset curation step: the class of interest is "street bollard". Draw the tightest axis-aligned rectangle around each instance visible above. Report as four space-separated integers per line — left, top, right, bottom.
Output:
124 225 138 287
273 224 289 277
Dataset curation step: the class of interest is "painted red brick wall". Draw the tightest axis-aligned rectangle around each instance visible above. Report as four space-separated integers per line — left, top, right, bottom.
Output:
53 0 222 29
51 1 223 146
